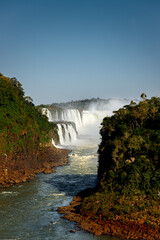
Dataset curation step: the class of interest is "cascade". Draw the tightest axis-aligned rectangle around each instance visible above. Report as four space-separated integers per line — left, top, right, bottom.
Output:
61 109 83 130
51 138 57 147
50 109 83 131
42 98 131 146
42 108 82 146
42 108 53 122
56 123 77 146
42 108 110 146
57 124 65 146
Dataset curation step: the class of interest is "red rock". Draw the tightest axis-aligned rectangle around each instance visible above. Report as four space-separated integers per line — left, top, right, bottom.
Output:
44 169 52 174
0 145 69 188
70 230 76 233
58 194 160 240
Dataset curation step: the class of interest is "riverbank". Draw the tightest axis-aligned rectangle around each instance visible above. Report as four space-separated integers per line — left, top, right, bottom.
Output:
58 189 160 240
0 145 70 188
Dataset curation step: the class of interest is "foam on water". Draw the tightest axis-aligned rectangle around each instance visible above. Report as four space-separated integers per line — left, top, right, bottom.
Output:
0 143 119 240
0 191 18 196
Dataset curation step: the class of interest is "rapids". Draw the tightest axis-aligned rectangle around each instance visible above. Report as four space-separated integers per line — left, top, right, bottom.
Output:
0 144 119 240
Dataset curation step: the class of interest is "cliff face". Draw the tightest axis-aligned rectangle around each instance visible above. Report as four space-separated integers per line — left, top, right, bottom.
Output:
0 141 70 188
0 74 68 188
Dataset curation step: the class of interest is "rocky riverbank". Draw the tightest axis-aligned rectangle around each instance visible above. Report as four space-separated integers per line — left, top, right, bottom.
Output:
58 189 160 240
0 145 70 188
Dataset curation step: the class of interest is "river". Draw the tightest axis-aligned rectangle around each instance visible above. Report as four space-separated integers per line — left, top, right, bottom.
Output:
0 143 119 240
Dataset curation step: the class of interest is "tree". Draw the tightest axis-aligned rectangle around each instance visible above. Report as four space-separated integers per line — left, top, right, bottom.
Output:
25 96 34 104
140 93 147 101
10 77 24 97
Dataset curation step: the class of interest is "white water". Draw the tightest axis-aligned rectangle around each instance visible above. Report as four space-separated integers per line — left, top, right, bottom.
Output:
56 123 77 146
61 109 82 130
57 124 65 146
42 108 53 122
42 98 131 147
0 144 119 240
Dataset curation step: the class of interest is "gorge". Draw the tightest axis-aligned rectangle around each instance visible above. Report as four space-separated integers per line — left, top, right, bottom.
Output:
0 76 130 240
1 74 159 240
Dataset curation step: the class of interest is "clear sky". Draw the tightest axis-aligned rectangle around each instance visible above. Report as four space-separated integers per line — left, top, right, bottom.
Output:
0 0 160 105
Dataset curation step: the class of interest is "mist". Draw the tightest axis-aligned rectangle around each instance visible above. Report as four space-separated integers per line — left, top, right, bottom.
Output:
42 98 134 147
78 98 132 144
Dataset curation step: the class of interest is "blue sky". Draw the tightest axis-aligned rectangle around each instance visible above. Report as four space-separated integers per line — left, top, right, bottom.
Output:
0 0 160 104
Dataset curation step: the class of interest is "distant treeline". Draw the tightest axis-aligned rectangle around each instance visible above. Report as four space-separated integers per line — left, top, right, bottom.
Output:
39 98 113 110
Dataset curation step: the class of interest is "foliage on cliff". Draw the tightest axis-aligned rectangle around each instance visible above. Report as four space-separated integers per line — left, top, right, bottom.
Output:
0 73 56 171
98 96 160 196
80 96 160 228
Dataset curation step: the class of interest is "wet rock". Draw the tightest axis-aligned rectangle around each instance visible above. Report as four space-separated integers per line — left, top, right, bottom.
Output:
58 193 160 240
70 229 76 233
44 168 52 174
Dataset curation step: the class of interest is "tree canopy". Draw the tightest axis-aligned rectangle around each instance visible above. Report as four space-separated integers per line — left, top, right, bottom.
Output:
98 96 160 196
0 74 55 171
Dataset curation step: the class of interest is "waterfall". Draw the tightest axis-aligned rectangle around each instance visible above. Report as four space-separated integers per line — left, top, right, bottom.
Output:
42 98 131 146
42 108 53 122
50 109 83 131
52 138 57 147
42 108 109 146
61 109 82 130
57 123 77 146
57 124 65 146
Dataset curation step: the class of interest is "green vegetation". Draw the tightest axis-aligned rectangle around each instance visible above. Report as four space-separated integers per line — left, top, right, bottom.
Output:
0 74 57 171
80 96 160 227
98 96 160 195
45 97 110 110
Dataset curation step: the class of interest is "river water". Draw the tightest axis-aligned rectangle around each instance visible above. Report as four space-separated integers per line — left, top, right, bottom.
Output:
0 143 119 240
